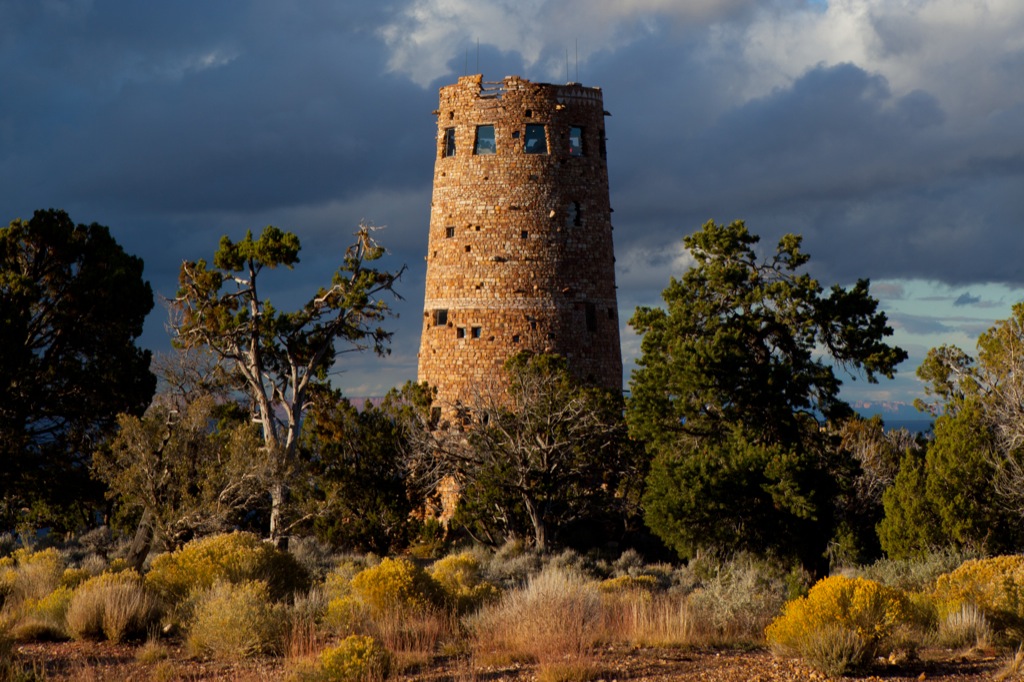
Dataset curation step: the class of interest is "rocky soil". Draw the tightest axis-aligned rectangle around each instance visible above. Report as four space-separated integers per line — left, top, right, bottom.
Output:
12 641 1007 681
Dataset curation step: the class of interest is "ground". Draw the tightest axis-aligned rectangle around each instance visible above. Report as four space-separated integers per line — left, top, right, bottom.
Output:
12 642 1006 681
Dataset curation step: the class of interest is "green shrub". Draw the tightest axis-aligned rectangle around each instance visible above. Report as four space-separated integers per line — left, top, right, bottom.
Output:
145 532 310 604
766 575 911 666
349 558 444 615
428 551 500 613
316 634 393 681
933 555 1024 634
65 571 158 643
186 580 287 659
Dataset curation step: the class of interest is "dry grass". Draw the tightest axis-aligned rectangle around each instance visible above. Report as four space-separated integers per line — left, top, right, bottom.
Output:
939 602 993 650
65 573 159 643
470 567 601 679
600 590 695 647
995 643 1024 681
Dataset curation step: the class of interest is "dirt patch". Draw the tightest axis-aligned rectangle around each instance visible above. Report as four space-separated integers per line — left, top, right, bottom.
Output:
12 641 1004 681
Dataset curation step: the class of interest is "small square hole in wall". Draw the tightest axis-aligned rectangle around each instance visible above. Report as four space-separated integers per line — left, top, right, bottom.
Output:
475 225 481 231
530 321 537 330
471 326 482 338
512 334 520 343
464 245 471 252
520 230 528 239
547 332 555 340
445 226 455 238
525 109 532 118
456 327 465 339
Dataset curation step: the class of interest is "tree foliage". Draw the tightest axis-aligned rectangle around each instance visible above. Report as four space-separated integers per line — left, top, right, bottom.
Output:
0 209 154 530
172 224 404 541
444 352 644 551
881 303 1024 557
628 220 906 570
297 384 426 554
93 351 266 559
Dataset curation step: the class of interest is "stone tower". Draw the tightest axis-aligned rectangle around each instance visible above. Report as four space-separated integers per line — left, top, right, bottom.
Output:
418 74 621 409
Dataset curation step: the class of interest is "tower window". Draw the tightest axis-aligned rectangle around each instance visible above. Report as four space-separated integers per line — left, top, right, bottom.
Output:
524 125 547 154
456 327 466 339
520 230 528 239
599 128 607 160
471 326 482 339
569 126 584 156
474 125 496 155
445 226 455 238
443 127 456 157
585 302 597 333
565 201 582 227
433 309 448 326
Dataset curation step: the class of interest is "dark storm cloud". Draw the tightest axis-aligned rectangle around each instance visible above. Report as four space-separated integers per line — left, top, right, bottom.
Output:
954 292 981 307
4 0 1024 397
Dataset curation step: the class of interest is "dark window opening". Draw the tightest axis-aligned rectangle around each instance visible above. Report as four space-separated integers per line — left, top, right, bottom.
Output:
569 126 584 156
524 125 547 154
448 111 455 120
471 326 482 339
512 130 520 139
443 127 456 157
445 226 455 238
585 302 597 333
525 109 532 118
456 327 466 339
530 320 537 330
433 309 448 326
464 245 471 252
599 128 607 160
520 230 528 239
566 201 582 227
607 307 615 320
512 334 520 343
474 125 495 155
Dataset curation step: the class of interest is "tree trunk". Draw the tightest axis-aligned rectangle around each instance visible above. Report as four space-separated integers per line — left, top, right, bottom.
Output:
269 480 288 548
523 496 547 552
126 509 154 572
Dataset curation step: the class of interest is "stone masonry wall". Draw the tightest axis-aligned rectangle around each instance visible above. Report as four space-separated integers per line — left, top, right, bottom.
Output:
418 74 622 409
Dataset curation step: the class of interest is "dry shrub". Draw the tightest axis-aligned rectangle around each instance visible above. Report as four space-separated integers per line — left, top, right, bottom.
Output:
938 602 993 649
470 567 601 677
315 634 393 682
370 606 452 672
766 575 911 670
146 531 310 605
687 555 793 644
136 636 171 664
995 643 1024 682
799 624 869 676
186 579 287 659
66 571 159 643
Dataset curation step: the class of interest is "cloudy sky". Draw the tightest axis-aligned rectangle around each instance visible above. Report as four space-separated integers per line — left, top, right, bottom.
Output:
3 0 1024 413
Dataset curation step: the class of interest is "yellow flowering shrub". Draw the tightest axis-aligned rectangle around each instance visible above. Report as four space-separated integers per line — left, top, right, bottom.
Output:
317 634 392 681
2 548 65 604
145 532 310 603
349 558 444 615
186 580 287 659
598 575 659 593
933 555 1024 629
8 585 73 641
428 551 500 613
60 567 91 589
324 595 371 634
766 575 910 657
